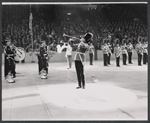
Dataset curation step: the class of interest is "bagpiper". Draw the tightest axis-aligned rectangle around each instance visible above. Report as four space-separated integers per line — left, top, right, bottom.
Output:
121 42 128 65
114 40 122 67
102 39 109 66
4 38 16 83
142 39 148 64
38 40 49 79
127 39 134 64
135 41 143 66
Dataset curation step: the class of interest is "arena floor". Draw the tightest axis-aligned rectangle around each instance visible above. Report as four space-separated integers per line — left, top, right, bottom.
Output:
2 59 148 121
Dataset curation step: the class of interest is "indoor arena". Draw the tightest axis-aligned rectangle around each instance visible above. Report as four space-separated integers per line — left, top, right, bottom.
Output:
1 2 148 121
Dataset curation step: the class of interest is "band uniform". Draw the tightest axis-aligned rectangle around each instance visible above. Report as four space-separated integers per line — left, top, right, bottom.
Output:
114 43 122 67
74 33 93 89
4 38 16 82
102 41 109 66
89 42 95 65
107 42 112 65
38 41 49 78
135 41 143 66
142 41 148 64
127 41 134 64
122 43 128 65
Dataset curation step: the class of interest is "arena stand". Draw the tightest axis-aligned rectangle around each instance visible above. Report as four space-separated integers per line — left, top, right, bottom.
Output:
2 4 148 63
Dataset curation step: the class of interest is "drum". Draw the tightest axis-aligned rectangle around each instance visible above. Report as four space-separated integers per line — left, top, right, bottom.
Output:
15 47 26 61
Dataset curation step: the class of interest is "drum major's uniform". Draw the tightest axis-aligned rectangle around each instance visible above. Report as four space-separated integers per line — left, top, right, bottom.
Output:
74 32 93 89
74 40 89 89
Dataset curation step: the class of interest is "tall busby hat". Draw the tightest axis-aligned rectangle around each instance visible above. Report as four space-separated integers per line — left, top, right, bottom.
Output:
115 38 120 44
3 37 11 45
122 38 126 44
83 32 93 44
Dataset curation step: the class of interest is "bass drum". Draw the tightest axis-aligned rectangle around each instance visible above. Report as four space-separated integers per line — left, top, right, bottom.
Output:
15 47 26 61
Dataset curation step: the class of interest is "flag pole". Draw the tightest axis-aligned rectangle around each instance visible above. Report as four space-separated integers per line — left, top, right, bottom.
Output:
29 4 35 63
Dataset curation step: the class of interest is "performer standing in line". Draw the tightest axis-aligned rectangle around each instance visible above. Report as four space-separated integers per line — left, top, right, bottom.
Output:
4 38 16 83
107 42 112 65
114 42 122 67
102 39 109 66
142 40 148 64
135 41 143 66
127 40 134 64
88 42 95 65
121 42 128 65
38 40 49 79
74 33 93 89
62 40 73 69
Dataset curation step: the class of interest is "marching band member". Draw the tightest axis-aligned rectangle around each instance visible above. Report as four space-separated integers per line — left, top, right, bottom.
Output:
74 33 93 89
63 40 73 69
114 42 122 67
142 41 148 64
127 40 134 64
135 41 143 66
107 42 112 65
88 42 95 65
121 42 128 65
102 39 109 66
38 40 49 79
4 38 16 83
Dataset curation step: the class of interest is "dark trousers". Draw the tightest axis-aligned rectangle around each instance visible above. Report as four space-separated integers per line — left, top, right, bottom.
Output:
21 59 25 63
122 54 127 65
5 57 16 77
75 61 85 87
128 52 132 63
108 53 111 64
103 54 108 66
116 56 120 67
138 53 142 65
89 53 93 65
143 53 147 64
38 55 48 74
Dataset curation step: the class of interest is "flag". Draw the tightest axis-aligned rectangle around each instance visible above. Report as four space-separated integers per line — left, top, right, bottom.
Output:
29 13 33 35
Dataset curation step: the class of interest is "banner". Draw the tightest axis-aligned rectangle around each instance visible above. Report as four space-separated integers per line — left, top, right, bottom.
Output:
29 12 33 35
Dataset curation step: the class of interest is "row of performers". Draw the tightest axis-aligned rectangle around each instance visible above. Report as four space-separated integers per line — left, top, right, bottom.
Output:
3 33 148 89
102 41 148 67
3 32 93 90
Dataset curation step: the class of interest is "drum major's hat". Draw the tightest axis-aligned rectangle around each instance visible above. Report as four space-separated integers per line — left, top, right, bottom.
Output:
84 32 93 43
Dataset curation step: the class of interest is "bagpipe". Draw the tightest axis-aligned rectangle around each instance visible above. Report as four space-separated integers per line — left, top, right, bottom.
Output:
30 40 56 61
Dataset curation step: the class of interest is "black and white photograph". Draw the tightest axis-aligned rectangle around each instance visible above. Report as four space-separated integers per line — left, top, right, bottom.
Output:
1 2 148 121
